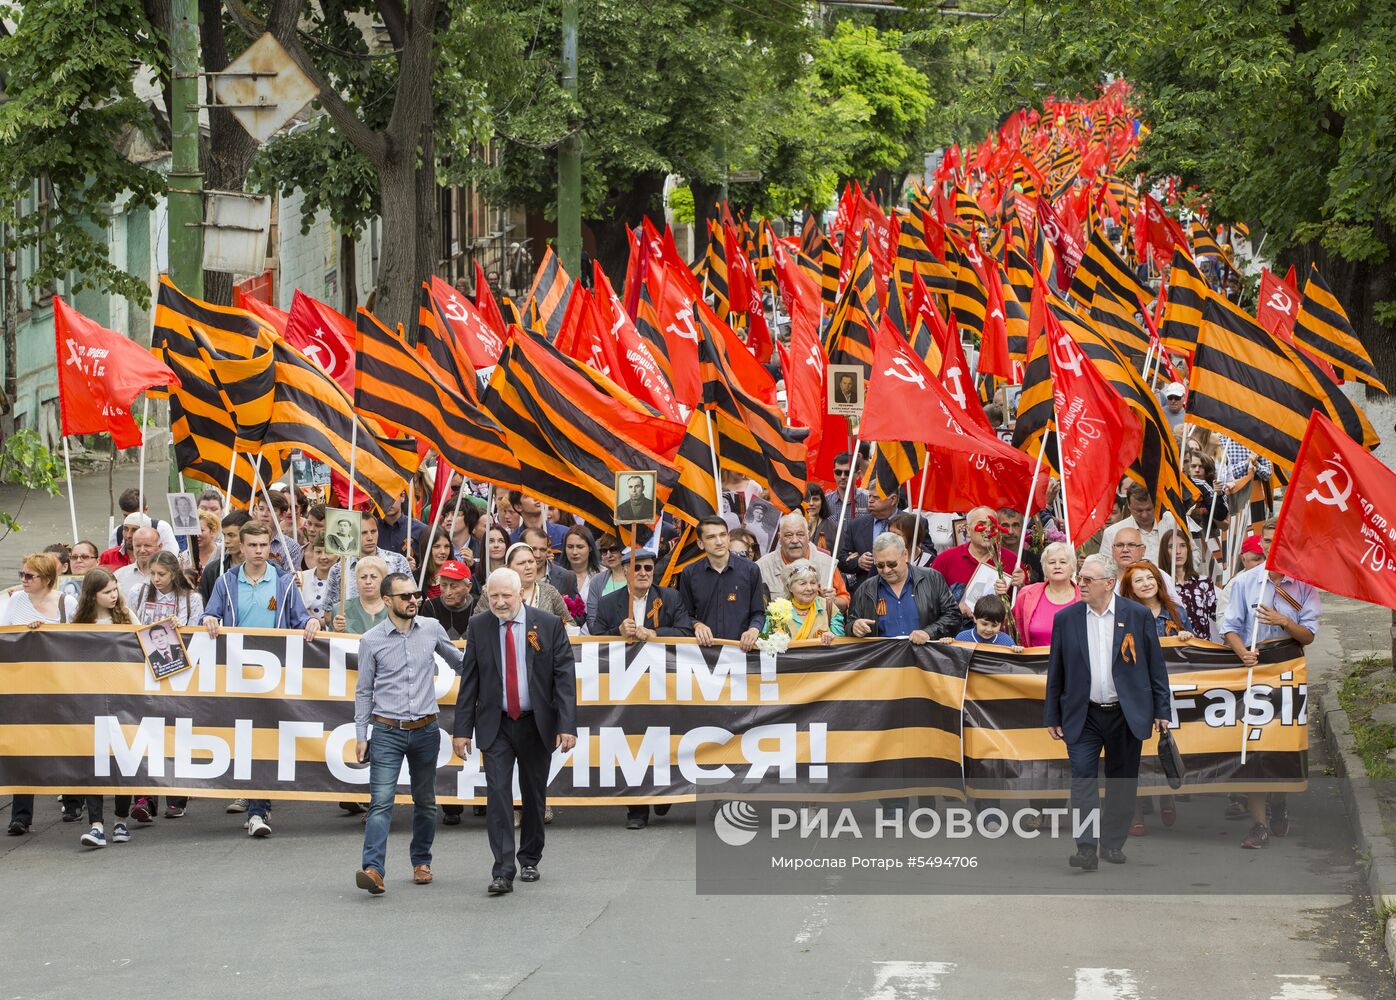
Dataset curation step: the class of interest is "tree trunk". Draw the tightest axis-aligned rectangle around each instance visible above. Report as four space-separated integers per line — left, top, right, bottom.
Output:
589 173 666 286
198 0 260 306
340 230 357 315
2 211 16 434
691 178 723 261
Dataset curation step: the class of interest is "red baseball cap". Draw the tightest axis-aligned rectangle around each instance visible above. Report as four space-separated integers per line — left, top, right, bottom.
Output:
438 560 472 581
1240 536 1265 556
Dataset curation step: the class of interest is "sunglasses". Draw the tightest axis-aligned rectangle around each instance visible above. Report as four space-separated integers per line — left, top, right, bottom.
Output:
390 591 421 601
18 571 38 582
874 560 901 570
834 469 850 477
599 548 619 555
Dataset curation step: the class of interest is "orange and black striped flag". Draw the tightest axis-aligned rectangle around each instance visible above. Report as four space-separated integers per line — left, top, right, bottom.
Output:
1160 248 1208 354
950 184 988 241
664 408 722 529
823 233 879 377
893 208 941 292
1188 220 1236 272
151 278 280 503
523 246 575 342
1088 282 1151 369
704 220 732 318
694 299 808 512
948 234 990 343
1188 293 1380 472
354 310 520 491
1292 264 1388 392
1070 224 1152 313
800 218 841 311
417 282 479 401
482 331 687 533
201 339 419 514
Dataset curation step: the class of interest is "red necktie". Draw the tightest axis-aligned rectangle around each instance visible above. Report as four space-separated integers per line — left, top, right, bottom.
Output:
504 621 521 720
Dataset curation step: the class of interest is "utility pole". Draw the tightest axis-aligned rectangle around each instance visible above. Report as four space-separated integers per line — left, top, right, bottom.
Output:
169 0 204 298
558 0 581 275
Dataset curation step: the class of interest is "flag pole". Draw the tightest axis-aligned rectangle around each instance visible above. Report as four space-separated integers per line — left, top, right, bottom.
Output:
136 393 149 513
1052 400 1073 547
1240 577 1271 764
254 452 295 580
288 457 298 545
418 468 455 592
61 435 79 545
825 436 862 591
406 475 415 569
908 456 930 562
345 420 359 513
223 448 239 517
1011 433 1049 596
704 410 722 512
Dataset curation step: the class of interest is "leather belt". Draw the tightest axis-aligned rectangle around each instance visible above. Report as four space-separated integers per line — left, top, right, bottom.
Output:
1090 701 1121 712
372 713 437 730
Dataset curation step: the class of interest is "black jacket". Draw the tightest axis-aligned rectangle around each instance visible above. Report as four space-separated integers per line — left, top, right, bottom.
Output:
593 584 694 637
847 565 960 639
836 512 935 590
453 606 577 750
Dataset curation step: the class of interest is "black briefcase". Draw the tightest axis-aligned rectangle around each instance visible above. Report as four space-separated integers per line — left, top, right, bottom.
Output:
1158 729 1186 790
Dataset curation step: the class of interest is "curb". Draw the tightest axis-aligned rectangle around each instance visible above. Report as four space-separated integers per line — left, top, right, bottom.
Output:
1315 683 1396 971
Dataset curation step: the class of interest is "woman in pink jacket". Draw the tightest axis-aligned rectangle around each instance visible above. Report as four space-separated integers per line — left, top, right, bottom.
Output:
1012 542 1080 647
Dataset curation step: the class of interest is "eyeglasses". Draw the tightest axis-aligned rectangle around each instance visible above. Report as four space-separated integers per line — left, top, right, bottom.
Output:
18 571 37 581
874 560 902 570
834 469 850 477
390 591 421 601
1115 542 1144 550
599 547 619 555
631 564 654 573
1078 575 1108 584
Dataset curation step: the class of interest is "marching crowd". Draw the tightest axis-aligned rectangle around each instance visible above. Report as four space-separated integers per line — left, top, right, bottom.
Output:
1 406 1318 875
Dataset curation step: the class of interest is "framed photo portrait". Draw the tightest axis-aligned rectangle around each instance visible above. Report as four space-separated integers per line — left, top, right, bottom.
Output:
827 365 864 417
137 618 191 681
613 471 657 525
322 507 363 558
166 493 200 536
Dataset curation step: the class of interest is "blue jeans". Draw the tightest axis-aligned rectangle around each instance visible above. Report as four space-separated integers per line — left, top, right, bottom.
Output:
361 721 439 877
247 799 272 819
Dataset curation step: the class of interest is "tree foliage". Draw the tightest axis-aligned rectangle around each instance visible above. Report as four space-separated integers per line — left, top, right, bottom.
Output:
0 0 166 306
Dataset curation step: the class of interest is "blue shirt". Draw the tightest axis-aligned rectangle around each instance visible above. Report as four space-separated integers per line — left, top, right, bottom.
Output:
497 606 532 713
237 564 280 629
1220 565 1320 645
876 577 921 637
954 626 1015 646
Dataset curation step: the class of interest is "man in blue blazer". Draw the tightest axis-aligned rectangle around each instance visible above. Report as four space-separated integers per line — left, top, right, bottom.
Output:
1045 553 1172 871
452 567 578 896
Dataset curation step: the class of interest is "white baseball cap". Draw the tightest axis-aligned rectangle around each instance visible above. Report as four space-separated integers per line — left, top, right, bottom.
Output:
1164 382 1186 399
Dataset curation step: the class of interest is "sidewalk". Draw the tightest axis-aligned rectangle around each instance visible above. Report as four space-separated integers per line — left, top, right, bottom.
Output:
0 443 172 579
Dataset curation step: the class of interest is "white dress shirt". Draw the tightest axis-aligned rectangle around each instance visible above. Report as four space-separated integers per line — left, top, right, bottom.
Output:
1101 512 1179 565
1086 598 1119 705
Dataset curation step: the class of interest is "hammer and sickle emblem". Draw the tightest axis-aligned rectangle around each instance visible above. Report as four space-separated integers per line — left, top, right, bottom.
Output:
883 355 926 390
964 241 983 267
1049 330 1085 377
63 338 85 369
1266 289 1292 314
666 308 699 343
1305 457 1353 512
1041 219 1060 243
441 295 469 323
804 345 821 370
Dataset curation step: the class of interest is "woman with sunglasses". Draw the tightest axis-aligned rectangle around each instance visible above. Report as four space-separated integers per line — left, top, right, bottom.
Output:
582 534 626 633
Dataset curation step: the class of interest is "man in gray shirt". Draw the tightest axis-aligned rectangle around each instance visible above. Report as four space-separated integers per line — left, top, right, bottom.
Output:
354 572 463 895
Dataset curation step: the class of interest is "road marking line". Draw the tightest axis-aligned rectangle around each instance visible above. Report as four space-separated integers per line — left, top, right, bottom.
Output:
1073 967 1140 999
1271 974 1336 999
867 961 957 999
794 895 831 946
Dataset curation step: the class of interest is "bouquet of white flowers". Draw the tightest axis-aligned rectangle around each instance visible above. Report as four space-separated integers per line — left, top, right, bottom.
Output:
756 598 796 656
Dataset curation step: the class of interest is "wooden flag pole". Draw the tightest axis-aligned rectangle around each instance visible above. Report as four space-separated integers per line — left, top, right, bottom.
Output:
345 420 360 513
418 469 455 592
824 436 862 591
1010 433 1049 600
1052 400 1073 548
61 435 79 545
136 393 149 513
1240 578 1271 764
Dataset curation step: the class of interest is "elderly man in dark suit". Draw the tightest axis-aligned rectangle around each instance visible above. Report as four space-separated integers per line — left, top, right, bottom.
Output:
1045 553 1173 871
453 567 578 896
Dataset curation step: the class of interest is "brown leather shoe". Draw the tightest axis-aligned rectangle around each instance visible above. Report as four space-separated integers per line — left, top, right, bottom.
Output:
413 864 433 885
355 867 385 895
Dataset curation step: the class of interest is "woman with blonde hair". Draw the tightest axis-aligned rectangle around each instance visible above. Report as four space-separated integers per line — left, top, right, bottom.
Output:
765 559 842 644
332 555 390 633
1011 542 1080 647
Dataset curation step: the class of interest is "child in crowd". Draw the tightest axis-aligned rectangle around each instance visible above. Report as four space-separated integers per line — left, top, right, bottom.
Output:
948 595 1023 650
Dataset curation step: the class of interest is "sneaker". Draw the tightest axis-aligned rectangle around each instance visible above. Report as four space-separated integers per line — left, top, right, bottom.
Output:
6 820 28 836
1241 822 1270 849
80 825 107 848
247 815 272 838
62 804 84 823
225 798 248 814
112 822 131 843
544 807 554 825
1269 803 1290 838
129 798 154 825
164 804 185 819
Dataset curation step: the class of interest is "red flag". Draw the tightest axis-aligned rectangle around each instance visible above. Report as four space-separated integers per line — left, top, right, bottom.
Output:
427 274 505 369
54 297 178 449
1044 309 1142 545
554 282 624 383
1256 266 1300 339
724 221 754 313
1138 194 1191 267
863 317 1041 511
472 261 508 338
1035 196 1085 292
646 258 703 408
231 288 289 335
978 258 1014 378
1270 411 1396 611
284 290 356 393
594 263 682 421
